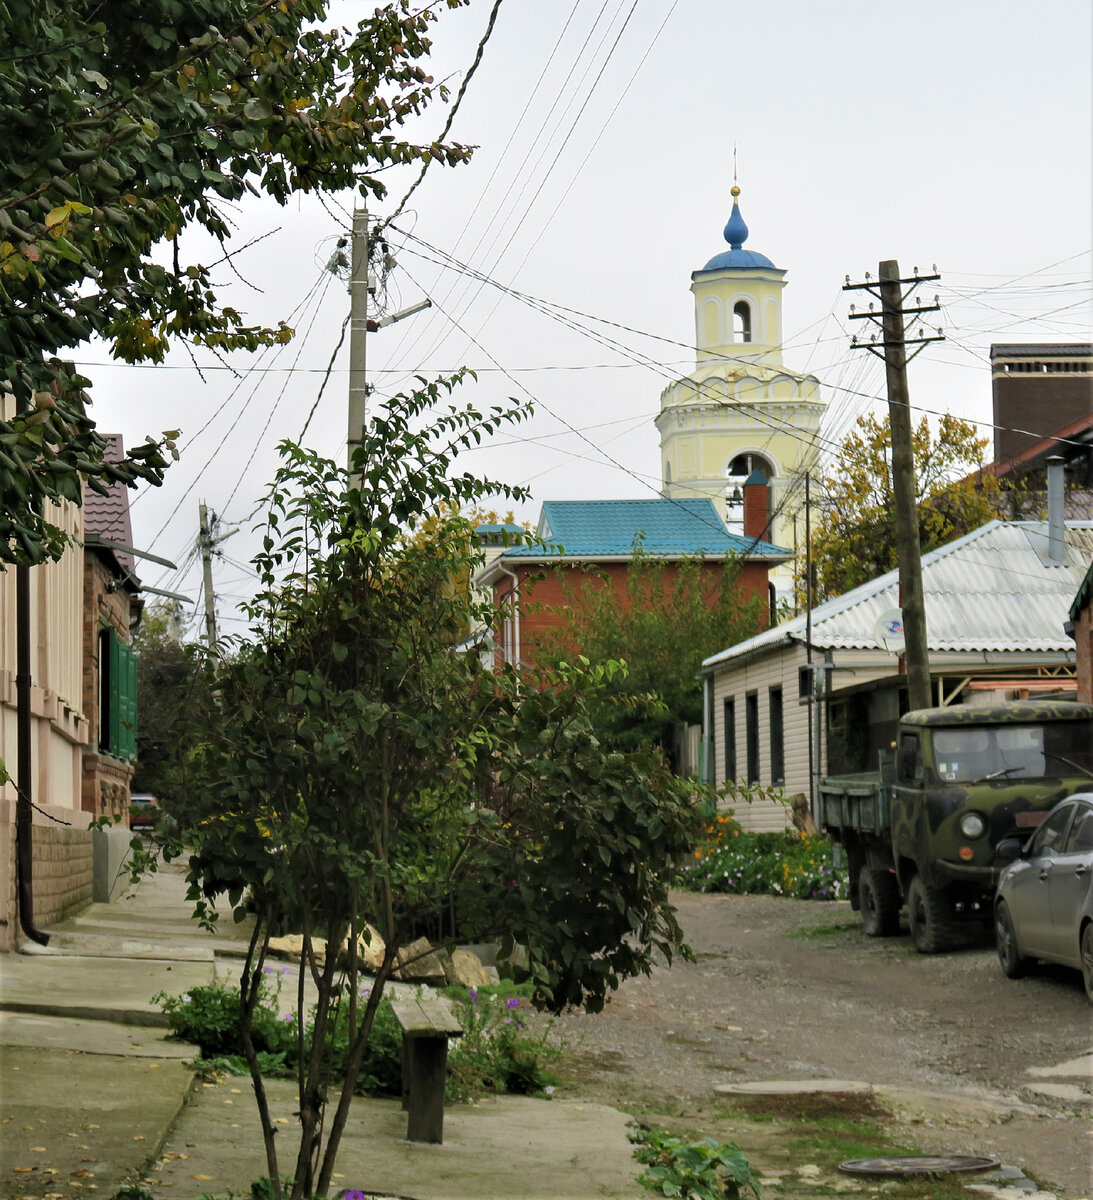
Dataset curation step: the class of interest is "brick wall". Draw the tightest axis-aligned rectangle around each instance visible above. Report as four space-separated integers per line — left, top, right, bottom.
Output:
1076 601 1092 704
0 800 93 951
32 825 94 927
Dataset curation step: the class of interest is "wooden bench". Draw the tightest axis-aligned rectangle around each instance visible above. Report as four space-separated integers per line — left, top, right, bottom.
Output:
390 996 463 1143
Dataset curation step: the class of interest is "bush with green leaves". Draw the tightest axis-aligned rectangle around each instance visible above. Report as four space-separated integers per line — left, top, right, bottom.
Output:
680 829 848 901
443 985 561 1101
630 1125 759 1200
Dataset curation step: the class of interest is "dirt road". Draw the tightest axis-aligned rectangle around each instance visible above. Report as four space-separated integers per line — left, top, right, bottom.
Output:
552 892 1092 1196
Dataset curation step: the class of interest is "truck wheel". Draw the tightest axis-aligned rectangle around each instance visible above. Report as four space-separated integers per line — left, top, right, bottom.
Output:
994 900 1029 979
859 869 901 937
907 875 957 954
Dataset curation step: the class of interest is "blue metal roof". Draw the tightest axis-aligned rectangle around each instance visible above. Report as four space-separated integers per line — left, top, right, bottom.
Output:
499 498 789 560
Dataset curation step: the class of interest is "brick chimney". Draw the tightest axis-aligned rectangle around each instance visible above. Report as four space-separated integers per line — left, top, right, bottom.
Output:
742 469 769 542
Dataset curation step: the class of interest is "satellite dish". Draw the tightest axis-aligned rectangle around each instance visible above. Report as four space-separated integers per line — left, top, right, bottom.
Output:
874 608 905 653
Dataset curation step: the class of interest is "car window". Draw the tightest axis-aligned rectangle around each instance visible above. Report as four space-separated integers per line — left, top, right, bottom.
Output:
1029 806 1073 857
1063 805 1093 854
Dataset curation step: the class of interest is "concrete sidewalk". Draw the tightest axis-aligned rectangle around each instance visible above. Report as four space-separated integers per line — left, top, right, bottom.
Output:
0 863 640 1200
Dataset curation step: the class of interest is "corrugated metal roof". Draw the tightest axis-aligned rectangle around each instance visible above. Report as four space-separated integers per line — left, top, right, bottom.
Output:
703 520 1093 670
498 498 790 561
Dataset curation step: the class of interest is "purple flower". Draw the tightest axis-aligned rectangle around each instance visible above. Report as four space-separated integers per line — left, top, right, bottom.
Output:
342 1190 366 1200
469 987 478 1003
282 1012 293 1022
281 966 291 976
263 966 273 975
505 998 520 1010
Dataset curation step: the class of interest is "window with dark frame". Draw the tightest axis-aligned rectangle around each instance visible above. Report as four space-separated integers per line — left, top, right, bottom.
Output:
745 691 760 784
723 697 736 781
769 685 784 786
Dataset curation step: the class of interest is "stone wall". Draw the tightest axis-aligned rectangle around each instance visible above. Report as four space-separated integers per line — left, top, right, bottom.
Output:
0 797 94 951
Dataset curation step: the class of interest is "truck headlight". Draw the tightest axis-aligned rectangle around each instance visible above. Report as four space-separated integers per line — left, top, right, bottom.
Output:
959 812 986 839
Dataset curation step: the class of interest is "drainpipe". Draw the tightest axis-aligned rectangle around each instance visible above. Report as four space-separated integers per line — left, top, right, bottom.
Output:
16 561 50 946
496 563 521 668
1046 455 1065 565
701 673 714 785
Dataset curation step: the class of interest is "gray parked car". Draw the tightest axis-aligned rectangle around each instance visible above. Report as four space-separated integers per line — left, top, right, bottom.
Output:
994 792 1093 1001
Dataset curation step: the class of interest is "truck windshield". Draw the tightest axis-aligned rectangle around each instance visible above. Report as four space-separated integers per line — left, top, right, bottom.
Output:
932 720 1093 783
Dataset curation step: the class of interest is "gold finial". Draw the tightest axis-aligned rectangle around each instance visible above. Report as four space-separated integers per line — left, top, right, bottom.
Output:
731 142 740 197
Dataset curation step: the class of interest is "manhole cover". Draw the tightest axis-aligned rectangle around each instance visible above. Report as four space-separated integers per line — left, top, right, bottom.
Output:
838 1155 1000 1177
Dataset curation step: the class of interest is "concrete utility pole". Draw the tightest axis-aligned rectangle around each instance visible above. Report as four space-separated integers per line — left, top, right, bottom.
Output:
347 205 370 475
844 261 943 712
198 502 236 654
344 203 432 479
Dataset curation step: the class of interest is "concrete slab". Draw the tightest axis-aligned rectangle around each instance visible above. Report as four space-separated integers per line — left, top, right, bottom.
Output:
0 1046 195 1199
715 1078 873 1096
152 1077 640 1200
1026 1053 1093 1080
0 1012 194 1059
0 953 216 1026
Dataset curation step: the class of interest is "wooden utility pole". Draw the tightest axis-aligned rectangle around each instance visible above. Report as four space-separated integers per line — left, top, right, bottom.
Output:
844 261 943 712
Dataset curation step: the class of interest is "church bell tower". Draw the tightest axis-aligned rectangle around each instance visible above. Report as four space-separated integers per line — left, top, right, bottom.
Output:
655 182 826 598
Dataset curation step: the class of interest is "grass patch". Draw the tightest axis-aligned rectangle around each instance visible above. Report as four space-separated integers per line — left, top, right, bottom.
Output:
786 918 865 941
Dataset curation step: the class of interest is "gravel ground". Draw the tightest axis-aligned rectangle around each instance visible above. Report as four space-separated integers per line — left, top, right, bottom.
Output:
549 892 1093 1197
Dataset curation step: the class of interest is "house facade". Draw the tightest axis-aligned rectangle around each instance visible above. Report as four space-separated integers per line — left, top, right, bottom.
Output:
0 420 142 950
701 519 1093 832
475 496 790 673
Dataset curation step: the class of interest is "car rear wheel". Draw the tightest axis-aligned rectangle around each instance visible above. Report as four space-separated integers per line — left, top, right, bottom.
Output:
995 900 1029 979
1081 923 1093 1002
907 875 958 953
859 868 901 937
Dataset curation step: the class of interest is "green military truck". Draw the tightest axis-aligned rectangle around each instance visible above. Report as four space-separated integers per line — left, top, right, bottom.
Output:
820 700 1093 953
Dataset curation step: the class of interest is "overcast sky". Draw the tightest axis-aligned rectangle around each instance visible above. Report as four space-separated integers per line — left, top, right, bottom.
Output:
86 0 1093 641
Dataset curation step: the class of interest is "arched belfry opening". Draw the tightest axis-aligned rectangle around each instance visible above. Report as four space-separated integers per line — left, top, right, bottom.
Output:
733 300 752 343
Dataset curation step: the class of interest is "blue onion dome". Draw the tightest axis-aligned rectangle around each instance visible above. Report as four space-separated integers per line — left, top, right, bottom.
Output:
701 184 777 271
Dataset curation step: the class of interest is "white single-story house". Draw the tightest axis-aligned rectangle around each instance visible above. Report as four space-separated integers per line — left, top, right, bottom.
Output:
700 518 1093 832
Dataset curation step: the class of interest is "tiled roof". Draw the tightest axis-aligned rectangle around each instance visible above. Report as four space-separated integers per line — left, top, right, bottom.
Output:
703 520 1093 670
499 498 790 561
83 433 135 577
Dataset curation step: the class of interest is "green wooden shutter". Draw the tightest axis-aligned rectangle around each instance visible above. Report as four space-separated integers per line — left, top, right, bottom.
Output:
106 630 139 760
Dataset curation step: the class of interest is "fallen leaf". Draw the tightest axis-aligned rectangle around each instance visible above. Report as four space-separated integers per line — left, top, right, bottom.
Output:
193 1175 214 1181
229 1089 242 1094
74 1145 90 1151
133 1136 146 1142
80 1158 98 1164
71 1169 95 1178
30 1146 47 1152
148 1064 159 1069
43 1168 59 1175
14 1166 33 1173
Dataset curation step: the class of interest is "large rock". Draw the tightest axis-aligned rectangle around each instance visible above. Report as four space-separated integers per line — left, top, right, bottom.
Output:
394 936 447 986
266 924 386 972
447 948 491 989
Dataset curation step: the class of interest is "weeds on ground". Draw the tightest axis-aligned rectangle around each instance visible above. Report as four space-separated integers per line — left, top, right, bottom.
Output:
153 976 561 1102
629 1124 759 1199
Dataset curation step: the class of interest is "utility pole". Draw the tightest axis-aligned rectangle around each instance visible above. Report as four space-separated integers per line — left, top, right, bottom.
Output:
844 261 943 712
347 204 370 475
344 203 432 480
198 502 236 654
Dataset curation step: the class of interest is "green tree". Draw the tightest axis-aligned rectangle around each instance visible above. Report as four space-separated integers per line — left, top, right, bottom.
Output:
167 380 701 1200
807 411 1011 603
0 0 470 565
130 601 210 805
538 549 766 766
